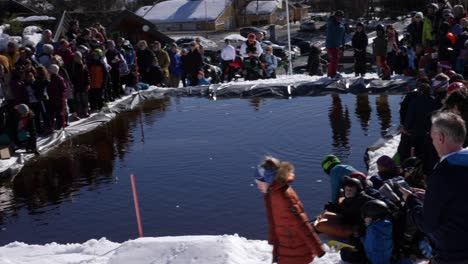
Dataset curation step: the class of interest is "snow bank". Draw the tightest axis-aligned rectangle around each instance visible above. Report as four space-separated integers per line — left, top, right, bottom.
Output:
367 133 401 176
0 235 347 264
11 16 56 22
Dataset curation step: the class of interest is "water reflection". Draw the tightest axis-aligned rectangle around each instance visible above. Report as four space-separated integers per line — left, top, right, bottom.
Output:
249 98 263 111
0 98 171 223
329 94 351 157
355 94 372 135
376 95 392 136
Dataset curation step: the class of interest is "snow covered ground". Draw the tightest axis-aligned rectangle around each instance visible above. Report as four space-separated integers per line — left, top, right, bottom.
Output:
0 235 346 264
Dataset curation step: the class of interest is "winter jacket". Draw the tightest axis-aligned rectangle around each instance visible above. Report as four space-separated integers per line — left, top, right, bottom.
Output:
352 31 368 51
407 149 468 262
154 50 170 78
197 77 210 86
147 65 165 86
184 50 203 76
333 192 373 226
330 164 358 204
10 80 28 105
88 60 107 89
326 16 346 49
47 74 66 107
404 94 438 136
264 54 278 77
68 61 90 93
265 182 325 264
136 49 155 74
168 50 183 78
32 78 50 101
408 21 423 47
56 48 74 66
240 40 263 58
124 49 136 68
362 219 393 264
422 17 435 47
105 48 123 74
373 35 388 57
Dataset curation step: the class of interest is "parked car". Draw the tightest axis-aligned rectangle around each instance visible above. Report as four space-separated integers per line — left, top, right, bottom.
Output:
239 27 268 38
172 36 218 50
300 20 316 31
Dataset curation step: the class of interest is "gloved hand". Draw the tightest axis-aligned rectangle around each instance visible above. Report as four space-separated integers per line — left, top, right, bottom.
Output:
418 238 433 259
323 201 338 212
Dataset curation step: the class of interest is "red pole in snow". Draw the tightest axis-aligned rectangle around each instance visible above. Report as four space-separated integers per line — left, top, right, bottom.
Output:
130 174 144 238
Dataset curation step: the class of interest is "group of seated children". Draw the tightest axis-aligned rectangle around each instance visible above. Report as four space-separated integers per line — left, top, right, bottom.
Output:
315 154 429 264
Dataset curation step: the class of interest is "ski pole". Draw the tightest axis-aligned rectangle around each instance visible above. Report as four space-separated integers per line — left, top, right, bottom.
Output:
130 174 144 237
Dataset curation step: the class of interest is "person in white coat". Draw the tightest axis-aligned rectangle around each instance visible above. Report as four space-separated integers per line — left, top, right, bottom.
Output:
220 39 236 82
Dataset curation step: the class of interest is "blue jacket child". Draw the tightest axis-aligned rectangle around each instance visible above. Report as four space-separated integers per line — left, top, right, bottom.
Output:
340 199 393 264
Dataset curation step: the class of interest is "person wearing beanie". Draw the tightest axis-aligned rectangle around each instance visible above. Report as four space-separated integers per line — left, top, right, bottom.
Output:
105 39 125 100
314 176 373 239
369 155 399 189
240 33 263 79
255 158 325 263
340 200 393 264
352 22 368 77
88 49 108 111
408 12 424 48
47 64 66 129
12 104 38 153
320 154 357 204
326 10 346 78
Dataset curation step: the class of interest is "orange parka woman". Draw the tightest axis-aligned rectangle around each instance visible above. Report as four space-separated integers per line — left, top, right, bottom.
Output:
256 158 325 264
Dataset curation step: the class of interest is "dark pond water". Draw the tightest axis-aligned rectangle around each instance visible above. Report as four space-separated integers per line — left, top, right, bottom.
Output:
0 94 402 245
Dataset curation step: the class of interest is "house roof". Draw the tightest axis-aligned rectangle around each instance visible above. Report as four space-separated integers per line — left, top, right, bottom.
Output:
141 0 231 24
244 1 278 15
109 10 174 44
134 5 152 17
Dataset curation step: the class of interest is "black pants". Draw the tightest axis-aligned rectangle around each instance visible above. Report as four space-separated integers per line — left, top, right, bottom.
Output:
187 73 198 87
221 60 233 82
110 70 122 98
354 51 367 76
28 101 49 133
48 102 65 130
89 89 103 111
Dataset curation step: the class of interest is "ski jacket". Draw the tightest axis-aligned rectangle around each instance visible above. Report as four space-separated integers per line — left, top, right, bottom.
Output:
264 182 325 264
240 40 263 58
154 50 170 78
422 17 435 47
326 16 346 49
352 31 368 51
373 36 388 57
48 74 66 107
168 50 183 78
330 164 357 204
362 219 393 264
407 149 468 262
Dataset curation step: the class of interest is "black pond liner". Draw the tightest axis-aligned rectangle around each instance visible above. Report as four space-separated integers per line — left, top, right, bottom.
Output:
0 76 414 178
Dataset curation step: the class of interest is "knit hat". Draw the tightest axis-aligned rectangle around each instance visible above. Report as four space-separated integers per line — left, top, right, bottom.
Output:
254 165 277 184
15 104 29 117
414 12 424 19
376 155 397 172
42 44 54 54
247 33 256 40
48 64 59 75
74 51 82 59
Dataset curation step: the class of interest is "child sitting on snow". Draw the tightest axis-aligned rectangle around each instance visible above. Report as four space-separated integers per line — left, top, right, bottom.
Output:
197 71 211 86
340 200 393 264
314 176 373 239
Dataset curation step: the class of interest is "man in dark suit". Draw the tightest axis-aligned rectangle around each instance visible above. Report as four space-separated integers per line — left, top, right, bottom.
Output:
401 112 468 264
